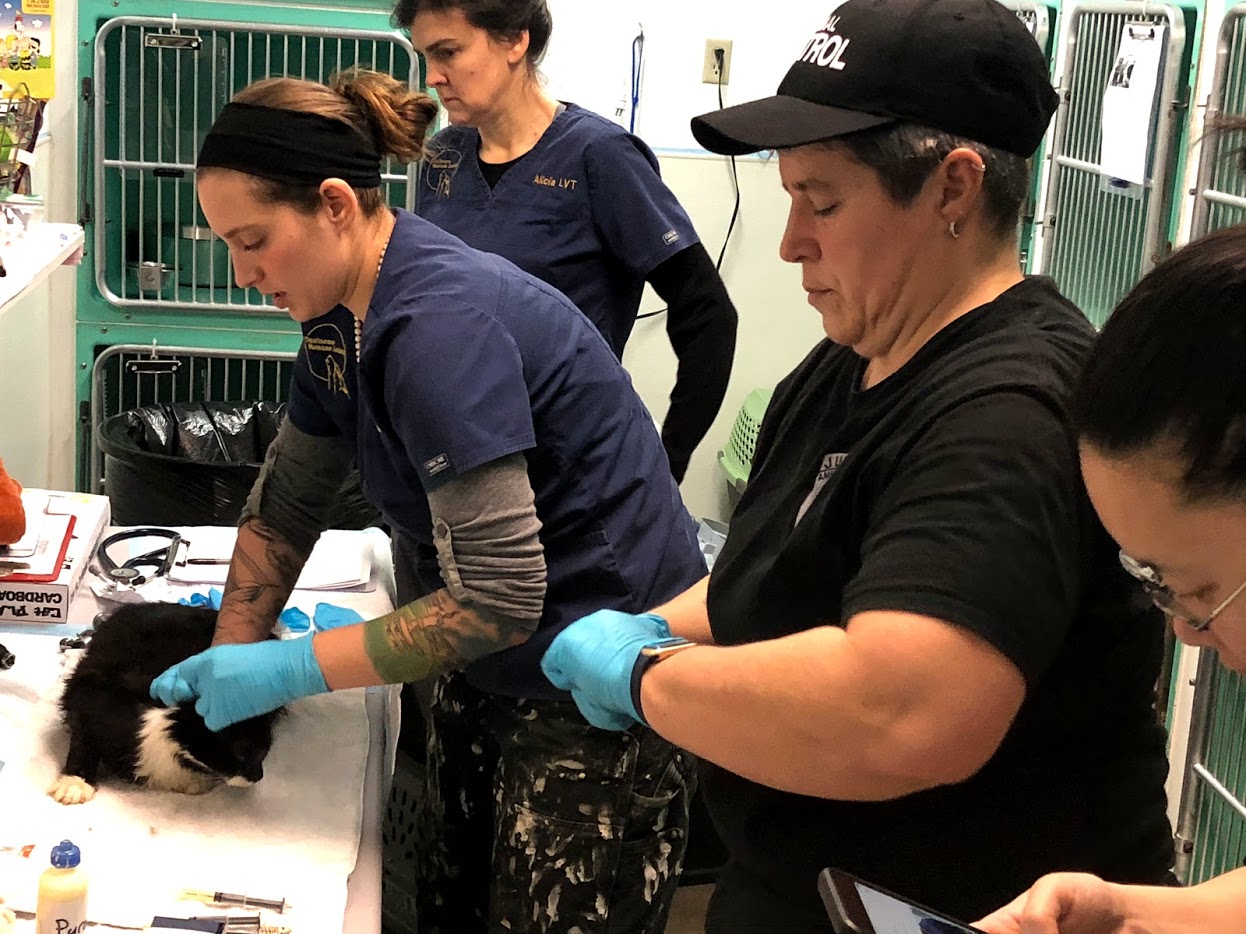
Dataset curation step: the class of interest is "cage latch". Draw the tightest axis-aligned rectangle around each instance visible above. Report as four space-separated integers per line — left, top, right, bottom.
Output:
125 341 182 376
145 14 202 51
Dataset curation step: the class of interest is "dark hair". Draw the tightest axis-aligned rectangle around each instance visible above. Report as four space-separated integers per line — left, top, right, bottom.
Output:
1073 224 1246 502
391 0 553 69
220 69 438 215
830 123 1032 241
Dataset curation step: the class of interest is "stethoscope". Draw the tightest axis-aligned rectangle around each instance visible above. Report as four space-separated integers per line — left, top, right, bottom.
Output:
1 530 182 672
94 527 185 586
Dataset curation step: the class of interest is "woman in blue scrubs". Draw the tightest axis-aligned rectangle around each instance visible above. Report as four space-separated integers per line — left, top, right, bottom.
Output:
150 69 705 933
400 0 738 483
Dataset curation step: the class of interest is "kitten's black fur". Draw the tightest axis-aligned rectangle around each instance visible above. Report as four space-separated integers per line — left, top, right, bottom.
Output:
51 602 281 804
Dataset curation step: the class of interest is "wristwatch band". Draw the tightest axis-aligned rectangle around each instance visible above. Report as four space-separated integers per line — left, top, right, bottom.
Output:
630 637 698 725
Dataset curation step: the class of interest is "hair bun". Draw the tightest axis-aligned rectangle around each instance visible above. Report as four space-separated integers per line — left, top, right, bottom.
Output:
329 67 438 163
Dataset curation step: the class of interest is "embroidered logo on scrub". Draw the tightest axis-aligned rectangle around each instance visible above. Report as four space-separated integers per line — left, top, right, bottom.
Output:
425 147 462 199
424 454 450 477
798 9 852 71
795 452 848 526
303 323 350 397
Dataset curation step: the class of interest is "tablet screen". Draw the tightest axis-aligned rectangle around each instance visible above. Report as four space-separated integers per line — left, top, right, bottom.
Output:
855 882 976 934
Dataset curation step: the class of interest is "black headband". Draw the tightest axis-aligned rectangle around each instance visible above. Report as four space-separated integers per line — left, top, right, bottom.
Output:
197 101 383 189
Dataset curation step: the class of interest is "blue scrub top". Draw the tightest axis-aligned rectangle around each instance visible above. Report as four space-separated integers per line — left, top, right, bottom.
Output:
286 209 706 698
416 103 700 356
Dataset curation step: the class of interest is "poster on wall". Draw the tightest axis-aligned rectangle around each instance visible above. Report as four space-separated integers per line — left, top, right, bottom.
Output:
0 0 54 101
1099 23 1166 186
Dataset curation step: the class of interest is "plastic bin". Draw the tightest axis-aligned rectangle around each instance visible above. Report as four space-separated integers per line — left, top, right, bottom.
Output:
719 388 773 510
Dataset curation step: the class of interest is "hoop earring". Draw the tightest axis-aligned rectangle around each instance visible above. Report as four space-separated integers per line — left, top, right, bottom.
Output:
948 221 960 239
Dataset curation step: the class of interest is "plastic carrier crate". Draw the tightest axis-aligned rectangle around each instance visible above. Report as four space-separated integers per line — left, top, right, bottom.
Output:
381 749 423 934
718 387 773 494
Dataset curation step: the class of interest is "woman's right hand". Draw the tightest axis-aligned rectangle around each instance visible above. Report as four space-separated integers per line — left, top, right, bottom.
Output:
975 873 1129 934
150 636 329 730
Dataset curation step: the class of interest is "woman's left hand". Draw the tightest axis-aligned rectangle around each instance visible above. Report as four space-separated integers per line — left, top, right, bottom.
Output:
541 609 672 730
150 636 329 730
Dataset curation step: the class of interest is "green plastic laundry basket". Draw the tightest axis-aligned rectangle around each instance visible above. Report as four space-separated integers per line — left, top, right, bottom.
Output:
719 388 773 497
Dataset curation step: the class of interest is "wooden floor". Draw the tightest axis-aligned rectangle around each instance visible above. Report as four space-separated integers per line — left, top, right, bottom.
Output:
666 885 712 933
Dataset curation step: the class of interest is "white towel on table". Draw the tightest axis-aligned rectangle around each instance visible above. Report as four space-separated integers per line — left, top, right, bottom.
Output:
0 631 369 933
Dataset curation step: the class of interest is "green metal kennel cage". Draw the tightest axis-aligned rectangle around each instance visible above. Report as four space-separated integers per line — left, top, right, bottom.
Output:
1170 1 1246 887
1038 0 1205 326
1004 0 1061 273
73 0 424 490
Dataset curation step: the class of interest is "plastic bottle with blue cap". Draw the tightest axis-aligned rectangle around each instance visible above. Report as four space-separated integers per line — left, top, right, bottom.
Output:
35 840 88 934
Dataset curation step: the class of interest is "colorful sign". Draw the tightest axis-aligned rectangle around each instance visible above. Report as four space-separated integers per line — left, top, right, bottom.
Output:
0 0 54 101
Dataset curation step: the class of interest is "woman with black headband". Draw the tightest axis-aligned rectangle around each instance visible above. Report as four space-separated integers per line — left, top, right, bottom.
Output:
149 68 704 933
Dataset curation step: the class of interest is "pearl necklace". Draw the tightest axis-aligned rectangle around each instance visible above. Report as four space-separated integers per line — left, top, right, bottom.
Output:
356 236 391 365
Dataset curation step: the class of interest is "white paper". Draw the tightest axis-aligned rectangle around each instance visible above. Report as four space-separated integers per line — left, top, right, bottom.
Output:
167 527 370 590
0 514 70 577
1099 23 1167 186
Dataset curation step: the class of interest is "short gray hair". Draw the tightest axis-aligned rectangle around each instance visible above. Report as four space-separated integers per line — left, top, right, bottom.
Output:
829 123 1033 241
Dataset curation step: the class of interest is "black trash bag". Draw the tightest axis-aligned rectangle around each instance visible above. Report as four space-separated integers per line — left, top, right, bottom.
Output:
98 401 381 529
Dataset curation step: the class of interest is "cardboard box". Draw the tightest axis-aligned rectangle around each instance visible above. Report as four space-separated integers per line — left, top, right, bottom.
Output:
0 490 110 624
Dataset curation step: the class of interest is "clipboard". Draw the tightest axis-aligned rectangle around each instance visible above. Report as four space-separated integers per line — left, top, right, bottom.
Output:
0 514 76 582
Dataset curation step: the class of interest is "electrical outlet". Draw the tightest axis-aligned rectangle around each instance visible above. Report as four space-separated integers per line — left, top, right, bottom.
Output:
702 38 733 85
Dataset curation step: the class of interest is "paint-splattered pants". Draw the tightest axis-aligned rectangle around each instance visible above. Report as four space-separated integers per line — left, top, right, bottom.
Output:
411 669 694 934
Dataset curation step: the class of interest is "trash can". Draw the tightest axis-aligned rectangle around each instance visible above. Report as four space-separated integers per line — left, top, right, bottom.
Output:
97 401 381 529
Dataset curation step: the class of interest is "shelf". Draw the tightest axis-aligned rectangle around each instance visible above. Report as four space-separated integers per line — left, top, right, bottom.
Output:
0 223 85 320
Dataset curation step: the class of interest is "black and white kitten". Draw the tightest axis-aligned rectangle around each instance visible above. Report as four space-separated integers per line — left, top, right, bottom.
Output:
49 602 281 805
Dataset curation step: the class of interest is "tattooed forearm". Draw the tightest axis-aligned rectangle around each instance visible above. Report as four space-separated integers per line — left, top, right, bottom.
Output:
213 518 311 645
363 589 537 684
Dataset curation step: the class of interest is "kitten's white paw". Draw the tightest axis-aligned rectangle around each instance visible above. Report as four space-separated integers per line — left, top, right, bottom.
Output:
48 773 96 805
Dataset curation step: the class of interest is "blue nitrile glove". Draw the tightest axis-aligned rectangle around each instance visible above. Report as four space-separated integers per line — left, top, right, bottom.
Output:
177 587 224 610
150 636 329 731
541 610 672 731
278 606 313 634
278 603 363 636
312 603 364 631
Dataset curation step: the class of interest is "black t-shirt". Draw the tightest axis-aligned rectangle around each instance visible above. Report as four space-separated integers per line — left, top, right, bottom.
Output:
703 278 1173 931
477 152 522 189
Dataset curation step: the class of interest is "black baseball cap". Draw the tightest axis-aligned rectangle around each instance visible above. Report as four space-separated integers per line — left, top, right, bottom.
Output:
691 0 1058 158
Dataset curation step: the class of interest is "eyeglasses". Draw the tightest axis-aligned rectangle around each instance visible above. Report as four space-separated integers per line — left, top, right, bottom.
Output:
1119 551 1246 633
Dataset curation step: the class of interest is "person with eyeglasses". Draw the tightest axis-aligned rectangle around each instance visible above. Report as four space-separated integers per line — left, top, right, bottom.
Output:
977 136 1246 932
1119 552 1246 640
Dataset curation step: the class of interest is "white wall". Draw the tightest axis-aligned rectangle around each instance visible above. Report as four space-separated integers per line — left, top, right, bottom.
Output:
540 1 831 151
0 0 79 490
542 0 833 521
623 155 823 523
0 131 77 489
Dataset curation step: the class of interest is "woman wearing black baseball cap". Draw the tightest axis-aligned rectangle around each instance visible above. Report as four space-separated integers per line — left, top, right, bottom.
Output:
541 0 1175 928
